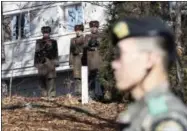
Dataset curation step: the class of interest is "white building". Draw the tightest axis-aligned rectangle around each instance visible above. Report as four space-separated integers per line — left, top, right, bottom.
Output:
1 1 108 97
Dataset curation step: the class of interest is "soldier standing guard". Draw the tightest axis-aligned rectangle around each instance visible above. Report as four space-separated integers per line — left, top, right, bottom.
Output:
85 21 103 100
111 17 187 131
34 26 59 97
70 24 85 96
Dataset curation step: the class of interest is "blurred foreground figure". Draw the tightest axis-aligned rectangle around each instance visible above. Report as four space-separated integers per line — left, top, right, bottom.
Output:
111 17 187 131
70 24 85 96
34 26 59 97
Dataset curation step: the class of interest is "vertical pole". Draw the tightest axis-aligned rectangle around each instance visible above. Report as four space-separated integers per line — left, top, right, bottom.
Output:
81 66 88 104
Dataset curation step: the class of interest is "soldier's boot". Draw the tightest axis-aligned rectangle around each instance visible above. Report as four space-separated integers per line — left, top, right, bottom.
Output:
41 90 48 97
88 78 95 100
47 78 56 98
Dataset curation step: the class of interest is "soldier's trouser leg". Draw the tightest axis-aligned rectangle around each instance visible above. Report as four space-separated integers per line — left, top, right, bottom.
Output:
39 76 47 97
95 72 103 99
88 70 97 99
89 70 103 100
46 78 56 97
74 78 81 96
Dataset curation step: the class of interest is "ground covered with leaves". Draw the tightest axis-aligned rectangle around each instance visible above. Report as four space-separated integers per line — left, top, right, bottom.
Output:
2 96 126 131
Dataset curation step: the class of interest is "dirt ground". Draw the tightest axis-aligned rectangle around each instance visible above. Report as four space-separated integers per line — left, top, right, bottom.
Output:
2 95 126 131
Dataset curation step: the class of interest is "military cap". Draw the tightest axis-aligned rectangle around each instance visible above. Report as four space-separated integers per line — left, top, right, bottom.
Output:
112 17 176 63
41 26 51 34
74 24 84 31
89 21 99 28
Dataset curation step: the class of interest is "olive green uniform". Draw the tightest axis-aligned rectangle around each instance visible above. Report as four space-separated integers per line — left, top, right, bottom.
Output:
34 38 59 97
70 35 84 94
117 85 187 131
85 32 104 99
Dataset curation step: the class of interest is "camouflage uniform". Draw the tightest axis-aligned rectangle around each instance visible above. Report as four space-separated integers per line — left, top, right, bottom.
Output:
70 24 84 95
117 86 187 131
85 21 103 99
34 26 59 97
111 17 187 131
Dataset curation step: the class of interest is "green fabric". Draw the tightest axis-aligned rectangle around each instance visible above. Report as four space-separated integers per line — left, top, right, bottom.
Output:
148 96 168 116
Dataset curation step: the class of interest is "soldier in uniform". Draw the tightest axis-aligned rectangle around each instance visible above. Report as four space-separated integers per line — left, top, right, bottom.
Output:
84 20 103 100
34 26 59 97
111 17 187 131
70 24 85 96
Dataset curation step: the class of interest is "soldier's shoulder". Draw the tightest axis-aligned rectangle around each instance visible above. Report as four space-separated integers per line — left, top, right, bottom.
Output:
85 34 91 38
143 93 187 130
70 37 76 42
148 107 187 131
145 91 187 116
98 32 105 38
36 39 43 42
71 37 76 40
152 119 187 131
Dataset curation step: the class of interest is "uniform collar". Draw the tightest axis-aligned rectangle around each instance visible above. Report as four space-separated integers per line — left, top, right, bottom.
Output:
143 82 170 101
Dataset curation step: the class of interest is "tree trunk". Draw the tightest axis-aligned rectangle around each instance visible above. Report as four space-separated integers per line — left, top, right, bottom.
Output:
1 4 5 62
174 2 185 101
175 2 183 85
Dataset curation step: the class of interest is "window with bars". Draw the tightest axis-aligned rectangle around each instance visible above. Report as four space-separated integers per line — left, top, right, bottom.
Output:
2 6 59 41
64 4 83 32
2 3 84 42
2 13 30 42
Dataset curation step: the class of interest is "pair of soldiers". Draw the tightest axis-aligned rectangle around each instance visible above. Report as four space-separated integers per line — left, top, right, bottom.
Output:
111 17 187 130
34 26 59 97
70 21 103 99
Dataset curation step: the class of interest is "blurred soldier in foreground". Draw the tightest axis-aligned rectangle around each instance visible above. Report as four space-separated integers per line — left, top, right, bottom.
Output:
34 26 59 97
70 24 85 96
111 17 187 130
85 21 103 100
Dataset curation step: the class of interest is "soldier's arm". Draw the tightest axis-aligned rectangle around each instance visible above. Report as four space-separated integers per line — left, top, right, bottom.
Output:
34 40 40 67
52 40 59 67
84 34 90 48
70 38 76 53
69 38 75 66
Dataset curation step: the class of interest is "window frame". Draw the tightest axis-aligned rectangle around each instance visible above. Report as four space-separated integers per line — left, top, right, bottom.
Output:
2 2 84 43
63 3 84 32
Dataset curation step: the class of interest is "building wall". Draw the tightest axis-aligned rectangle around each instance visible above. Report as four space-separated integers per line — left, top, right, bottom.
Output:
4 71 74 97
2 1 108 79
2 2 108 96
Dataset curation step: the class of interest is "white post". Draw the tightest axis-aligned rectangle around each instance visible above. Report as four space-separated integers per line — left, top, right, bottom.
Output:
81 66 89 104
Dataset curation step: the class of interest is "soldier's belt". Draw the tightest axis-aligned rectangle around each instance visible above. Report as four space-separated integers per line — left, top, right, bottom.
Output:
73 53 83 56
88 47 98 51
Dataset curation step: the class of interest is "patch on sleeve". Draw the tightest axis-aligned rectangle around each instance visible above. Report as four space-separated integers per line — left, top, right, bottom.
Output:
154 120 184 131
147 96 168 116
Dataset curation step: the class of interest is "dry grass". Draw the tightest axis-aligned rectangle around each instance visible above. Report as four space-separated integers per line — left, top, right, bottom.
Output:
2 96 126 131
